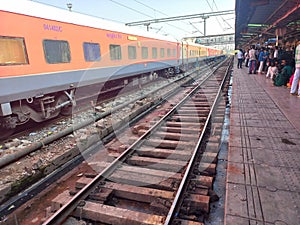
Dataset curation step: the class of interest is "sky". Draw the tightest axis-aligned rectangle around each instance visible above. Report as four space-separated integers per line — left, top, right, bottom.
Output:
32 0 236 40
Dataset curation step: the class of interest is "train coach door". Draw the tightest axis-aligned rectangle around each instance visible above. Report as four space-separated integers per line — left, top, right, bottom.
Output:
196 47 201 68
185 43 189 68
181 41 189 72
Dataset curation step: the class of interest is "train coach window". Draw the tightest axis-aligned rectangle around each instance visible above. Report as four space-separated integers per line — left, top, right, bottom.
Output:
167 48 171 57
152 47 157 59
110 44 122 60
128 46 137 59
142 47 148 59
43 40 70 64
160 48 165 58
0 36 28 65
83 42 100 62
172 49 177 57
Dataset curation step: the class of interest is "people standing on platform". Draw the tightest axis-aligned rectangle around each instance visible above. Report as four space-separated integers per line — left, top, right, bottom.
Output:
248 45 257 74
244 49 249 67
290 40 300 97
237 49 244 69
273 45 279 62
263 48 270 73
258 48 267 74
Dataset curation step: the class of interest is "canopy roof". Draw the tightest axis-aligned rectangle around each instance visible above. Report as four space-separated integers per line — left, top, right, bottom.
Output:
235 0 300 48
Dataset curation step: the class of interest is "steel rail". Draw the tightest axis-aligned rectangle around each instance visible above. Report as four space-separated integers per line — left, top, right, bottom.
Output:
42 59 228 225
164 57 233 224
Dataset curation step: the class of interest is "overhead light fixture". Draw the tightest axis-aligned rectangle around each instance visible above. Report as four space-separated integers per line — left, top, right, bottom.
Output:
241 32 256 36
248 23 268 27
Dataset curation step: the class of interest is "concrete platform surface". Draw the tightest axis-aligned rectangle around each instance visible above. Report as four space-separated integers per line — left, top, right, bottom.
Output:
225 66 300 225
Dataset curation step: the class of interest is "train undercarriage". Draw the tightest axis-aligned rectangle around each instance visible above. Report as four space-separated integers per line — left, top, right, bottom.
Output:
0 66 178 139
0 90 75 139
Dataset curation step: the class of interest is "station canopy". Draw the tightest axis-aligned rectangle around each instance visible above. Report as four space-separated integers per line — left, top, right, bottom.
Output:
235 0 300 49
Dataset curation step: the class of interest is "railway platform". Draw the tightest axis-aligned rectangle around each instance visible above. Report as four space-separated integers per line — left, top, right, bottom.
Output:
224 66 300 225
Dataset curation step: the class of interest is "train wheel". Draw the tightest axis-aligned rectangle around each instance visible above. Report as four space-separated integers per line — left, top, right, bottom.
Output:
61 104 73 116
168 68 175 76
164 69 170 77
56 95 73 116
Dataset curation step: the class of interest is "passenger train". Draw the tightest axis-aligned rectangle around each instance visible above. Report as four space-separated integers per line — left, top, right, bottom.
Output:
0 0 224 137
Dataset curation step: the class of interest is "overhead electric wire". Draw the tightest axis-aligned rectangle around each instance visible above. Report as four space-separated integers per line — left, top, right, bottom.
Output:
32 0 125 23
189 21 204 36
211 0 234 30
128 0 195 36
134 0 168 17
133 0 203 36
108 0 192 35
133 0 195 35
205 0 224 31
108 0 153 18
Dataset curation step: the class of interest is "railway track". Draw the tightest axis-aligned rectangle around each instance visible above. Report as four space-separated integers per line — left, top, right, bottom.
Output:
0 59 224 221
41 58 232 225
